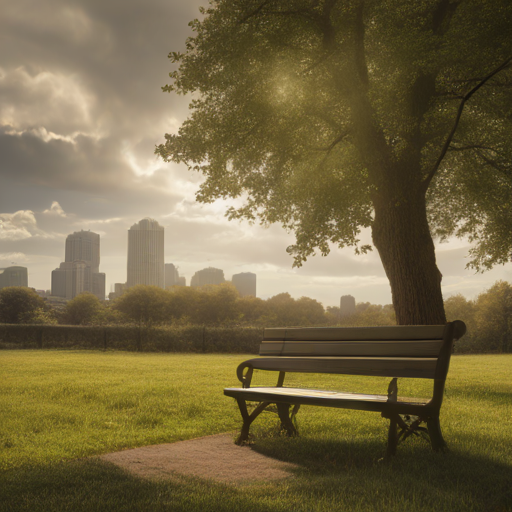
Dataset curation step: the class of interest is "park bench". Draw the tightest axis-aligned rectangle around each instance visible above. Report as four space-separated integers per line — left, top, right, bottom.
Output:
224 320 466 456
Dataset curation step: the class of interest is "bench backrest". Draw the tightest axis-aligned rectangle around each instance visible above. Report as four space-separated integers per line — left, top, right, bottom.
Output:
257 321 466 381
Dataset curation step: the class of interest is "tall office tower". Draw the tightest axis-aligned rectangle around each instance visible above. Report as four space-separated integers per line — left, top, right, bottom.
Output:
127 218 165 288
0 266 28 289
340 295 356 317
165 263 179 288
190 267 225 287
65 231 100 273
51 230 106 300
232 272 256 297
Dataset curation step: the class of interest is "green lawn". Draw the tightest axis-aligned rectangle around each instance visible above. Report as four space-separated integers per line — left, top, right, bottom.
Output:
0 351 511 512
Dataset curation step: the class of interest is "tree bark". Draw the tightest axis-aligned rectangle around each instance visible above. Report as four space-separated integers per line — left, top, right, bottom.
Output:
372 191 446 325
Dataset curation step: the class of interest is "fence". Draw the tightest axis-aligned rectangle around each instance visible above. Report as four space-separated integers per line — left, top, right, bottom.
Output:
0 324 263 353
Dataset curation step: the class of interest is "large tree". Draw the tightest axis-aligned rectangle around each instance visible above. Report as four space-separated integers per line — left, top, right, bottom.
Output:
157 0 512 324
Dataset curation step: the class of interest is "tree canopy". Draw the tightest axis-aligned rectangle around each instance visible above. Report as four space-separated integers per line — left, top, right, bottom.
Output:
0 287 46 324
157 0 512 324
64 292 105 326
113 285 171 327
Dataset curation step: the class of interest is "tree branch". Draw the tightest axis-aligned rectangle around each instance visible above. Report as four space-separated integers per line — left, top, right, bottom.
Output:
302 50 335 74
475 149 512 177
307 131 350 152
421 56 512 191
448 143 497 152
239 1 272 24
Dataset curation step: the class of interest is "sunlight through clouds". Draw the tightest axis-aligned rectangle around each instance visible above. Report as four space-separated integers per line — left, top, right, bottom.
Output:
0 210 39 240
0 67 95 137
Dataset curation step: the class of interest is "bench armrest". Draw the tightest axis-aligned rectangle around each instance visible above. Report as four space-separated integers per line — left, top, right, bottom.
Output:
452 320 466 340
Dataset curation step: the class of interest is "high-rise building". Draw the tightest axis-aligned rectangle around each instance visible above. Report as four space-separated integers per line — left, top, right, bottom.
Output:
0 266 28 289
127 218 165 288
232 272 256 297
165 263 179 288
66 231 100 273
190 267 225 287
340 295 356 317
51 230 105 300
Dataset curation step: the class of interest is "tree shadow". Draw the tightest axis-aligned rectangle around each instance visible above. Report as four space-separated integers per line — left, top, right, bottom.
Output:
0 459 276 512
1 435 510 512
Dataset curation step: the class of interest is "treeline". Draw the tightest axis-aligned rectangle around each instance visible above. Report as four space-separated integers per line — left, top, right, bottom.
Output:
444 280 512 353
0 284 334 328
0 283 395 328
0 280 510 353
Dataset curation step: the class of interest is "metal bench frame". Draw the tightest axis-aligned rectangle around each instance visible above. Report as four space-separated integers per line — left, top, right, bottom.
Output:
224 320 466 456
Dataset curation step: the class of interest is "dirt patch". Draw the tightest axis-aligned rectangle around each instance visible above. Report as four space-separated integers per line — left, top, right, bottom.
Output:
99 433 299 485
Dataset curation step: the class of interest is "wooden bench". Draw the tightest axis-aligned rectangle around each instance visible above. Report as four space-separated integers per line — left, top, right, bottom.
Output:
224 320 466 456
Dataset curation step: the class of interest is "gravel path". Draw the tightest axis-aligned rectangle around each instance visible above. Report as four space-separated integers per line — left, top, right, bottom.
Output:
99 433 299 485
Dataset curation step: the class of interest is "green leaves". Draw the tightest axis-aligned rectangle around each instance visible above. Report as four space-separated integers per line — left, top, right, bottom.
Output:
158 0 512 272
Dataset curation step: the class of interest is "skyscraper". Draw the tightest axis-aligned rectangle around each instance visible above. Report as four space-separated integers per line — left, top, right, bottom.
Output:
51 230 105 300
165 263 179 288
66 230 100 273
0 266 28 289
190 267 225 287
232 272 256 297
127 218 165 288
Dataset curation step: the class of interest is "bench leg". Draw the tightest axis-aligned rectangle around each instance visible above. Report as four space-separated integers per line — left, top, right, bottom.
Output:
386 414 399 457
235 399 271 445
277 403 298 437
427 416 447 452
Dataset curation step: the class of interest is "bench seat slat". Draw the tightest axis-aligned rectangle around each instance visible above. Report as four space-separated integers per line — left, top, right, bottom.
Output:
224 387 432 414
264 325 445 341
245 356 438 379
259 340 444 357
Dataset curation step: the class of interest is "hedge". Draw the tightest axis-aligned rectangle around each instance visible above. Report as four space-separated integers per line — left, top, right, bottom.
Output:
0 324 264 353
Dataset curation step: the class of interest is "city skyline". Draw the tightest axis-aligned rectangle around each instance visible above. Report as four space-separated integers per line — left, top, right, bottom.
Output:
1 0 511 308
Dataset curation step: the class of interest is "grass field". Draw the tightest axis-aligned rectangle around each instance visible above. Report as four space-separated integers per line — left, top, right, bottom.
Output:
0 350 511 512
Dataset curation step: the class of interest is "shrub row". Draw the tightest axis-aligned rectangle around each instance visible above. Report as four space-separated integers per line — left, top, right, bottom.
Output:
0 322 500 354
0 324 264 353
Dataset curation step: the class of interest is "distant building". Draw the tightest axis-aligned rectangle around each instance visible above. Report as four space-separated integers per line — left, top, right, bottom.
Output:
51 230 105 300
66 230 100 274
0 266 28 289
190 267 225 287
232 272 256 297
127 218 165 288
93 273 106 300
177 276 186 287
115 283 127 296
109 282 127 301
339 295 356 317
51 261 87 299
165 263 179 288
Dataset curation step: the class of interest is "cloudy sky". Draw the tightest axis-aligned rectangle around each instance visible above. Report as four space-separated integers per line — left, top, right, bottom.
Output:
1 0 511 307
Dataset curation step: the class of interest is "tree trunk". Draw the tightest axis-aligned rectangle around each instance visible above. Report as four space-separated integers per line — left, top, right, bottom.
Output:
372 191 446 325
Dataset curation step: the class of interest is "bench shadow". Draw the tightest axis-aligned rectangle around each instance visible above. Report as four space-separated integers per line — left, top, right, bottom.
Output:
247 433 512 510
